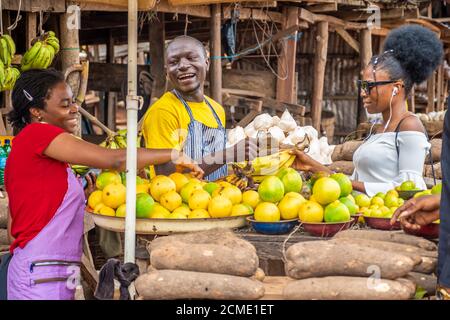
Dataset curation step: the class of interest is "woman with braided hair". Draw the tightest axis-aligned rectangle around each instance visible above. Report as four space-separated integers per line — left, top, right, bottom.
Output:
292 24 443 196
0 68 203 300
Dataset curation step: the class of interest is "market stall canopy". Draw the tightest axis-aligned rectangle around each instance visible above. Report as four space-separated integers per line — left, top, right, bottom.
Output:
77 0 157 10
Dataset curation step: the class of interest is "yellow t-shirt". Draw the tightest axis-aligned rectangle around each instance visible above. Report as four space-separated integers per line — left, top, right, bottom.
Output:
142 91 226 176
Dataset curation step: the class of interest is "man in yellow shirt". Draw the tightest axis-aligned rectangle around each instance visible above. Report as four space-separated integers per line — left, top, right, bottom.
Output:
142 36 255 180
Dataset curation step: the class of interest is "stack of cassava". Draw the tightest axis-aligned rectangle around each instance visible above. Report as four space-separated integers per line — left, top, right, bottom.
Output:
135 229 265 300
0 195 9 254
283 229 438 300
330 139 442 179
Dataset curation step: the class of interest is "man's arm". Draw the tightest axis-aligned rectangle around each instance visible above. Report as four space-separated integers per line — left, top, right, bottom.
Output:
7 207 14 244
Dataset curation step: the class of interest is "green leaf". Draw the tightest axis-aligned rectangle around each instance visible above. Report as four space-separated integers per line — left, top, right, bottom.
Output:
414 286 428 300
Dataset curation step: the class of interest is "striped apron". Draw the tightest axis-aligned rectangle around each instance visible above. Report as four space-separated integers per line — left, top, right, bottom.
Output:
172 90 227 181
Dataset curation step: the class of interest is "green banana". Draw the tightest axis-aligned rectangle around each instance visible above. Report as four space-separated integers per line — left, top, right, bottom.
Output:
0 38 10 66
31 46 49 69
2 34 15 57
0 64 5 88
21 41 42 70
71 164 90 176
45 45 55 67
46 36 60 54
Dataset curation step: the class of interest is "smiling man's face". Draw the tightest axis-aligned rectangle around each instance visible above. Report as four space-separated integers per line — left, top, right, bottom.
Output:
166 37 209 96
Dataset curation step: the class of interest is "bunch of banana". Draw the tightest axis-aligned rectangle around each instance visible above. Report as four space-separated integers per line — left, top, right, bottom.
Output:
21 31 60 71
71 164 90 177
0 34 16 66
234 150 296 182
215 163 252 191
0 66 20 91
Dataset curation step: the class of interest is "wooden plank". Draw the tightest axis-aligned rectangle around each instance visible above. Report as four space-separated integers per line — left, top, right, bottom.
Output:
427 72 436 113
209 4 222 104
276 7 299 104
1 0 65 12
243 1 277 8
358 28 372 124
299 8 367 30
408 87 416 113
236 108 261 128
223 69 276 99
337 7 419 22
311 21 329 131
223 7 284 24
77 0 156 11
149 12 166 101
169 0 266 6
335 27 359 53
307 2 337 13
437 65 443 111
223 94 306 116
260 276 294 300
26 12 37 49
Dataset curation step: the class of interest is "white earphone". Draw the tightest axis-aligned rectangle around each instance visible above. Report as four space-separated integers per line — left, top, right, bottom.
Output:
392 87 399 96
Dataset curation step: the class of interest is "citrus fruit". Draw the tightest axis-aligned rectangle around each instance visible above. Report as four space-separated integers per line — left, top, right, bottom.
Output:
169 172 189 192
258 176 285 203
330 173 352 197
180 180 203 203
380 206 391 218
298 201 324 223
371 196 384 207
96 171 121 190
400 180 416 191
242 190 261 209
431 183 442 195
116 204 127 217
136 193 155 218
254 202 280 222
136 184 149 194
172 206 191 218
203 182 220 195
168 211 188 219
97 205 115 217
188 190 211 210
360 207 370 217
369 208 384 218
160 190 182 212
384 194 399 208
149 203 171 218
312 177 341 205
93 203 105 214
278 195 304 220
188 209 211 219
278 168 303 194
217 181 232 189
284 192 306 202
150 176 176 201
217 186 242 205
346 194 356 204
386 189 399 198
397 198 404 206
374 192 385 200
102 183 126 209
339 197 359 215
231 204 253 216
324 200 350 222
88 190 103 210
208 196 233 218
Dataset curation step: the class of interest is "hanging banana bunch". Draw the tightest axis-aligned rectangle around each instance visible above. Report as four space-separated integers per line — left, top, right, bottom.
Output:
21 31 60 72
0 34 20 92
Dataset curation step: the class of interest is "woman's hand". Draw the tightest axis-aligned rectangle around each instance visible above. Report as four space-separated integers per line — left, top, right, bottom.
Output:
84 172 97 199
173 152 204 179
390 194 441 230
289 149 332 174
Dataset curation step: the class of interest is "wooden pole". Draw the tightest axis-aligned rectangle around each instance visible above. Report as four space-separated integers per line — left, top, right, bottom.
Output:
358 28 372 124
60 10 81 136
107 31 116 131
408 87 416 113
26 12 37 49
149 12 166 102
276 7 299 104
209 4 222 104
427 72 436 113
311 21 328 132
437 64 443 111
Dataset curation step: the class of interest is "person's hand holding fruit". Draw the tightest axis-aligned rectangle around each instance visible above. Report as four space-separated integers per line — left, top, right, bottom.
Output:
390 194 440 229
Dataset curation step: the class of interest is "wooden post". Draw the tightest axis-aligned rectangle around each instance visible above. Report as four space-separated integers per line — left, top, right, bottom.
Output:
60 9 81 136
149 12 166 102
427 72 436 113
358 28 372 124
106 31 116 131
311 21 328 132
276 7 299 104
26 12 37 49
437 64 443 111
209 4 222 104
408 87 415 113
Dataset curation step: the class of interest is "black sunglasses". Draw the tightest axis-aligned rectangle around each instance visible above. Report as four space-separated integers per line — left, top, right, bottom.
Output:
356 80 397 94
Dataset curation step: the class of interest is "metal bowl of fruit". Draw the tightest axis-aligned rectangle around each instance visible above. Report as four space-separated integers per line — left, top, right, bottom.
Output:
300 220 355 238
247 216 299 235
364 216 401 230
403 222 440 239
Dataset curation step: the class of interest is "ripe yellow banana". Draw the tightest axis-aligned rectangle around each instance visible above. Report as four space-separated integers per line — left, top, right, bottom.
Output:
235 150 295 177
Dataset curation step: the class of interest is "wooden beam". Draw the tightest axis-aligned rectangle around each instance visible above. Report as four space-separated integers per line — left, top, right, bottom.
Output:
26 12 37 49
358 28 372 124
437 65 443 111
0 0 65 12
223 7 284 24
299 8 367 30
243 1 277 8
276 7 299 104
106 31 116 131
311 21 329 131
335 27 359 53
307 3 338 13
169 0 266 6
296 0 365 6
149 12 166 101
88 62 149 92
337 8 419 22
210 4 222 104
427 73 436 113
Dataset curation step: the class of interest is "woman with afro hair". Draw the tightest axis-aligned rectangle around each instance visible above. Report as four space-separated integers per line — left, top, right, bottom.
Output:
292 24 443 197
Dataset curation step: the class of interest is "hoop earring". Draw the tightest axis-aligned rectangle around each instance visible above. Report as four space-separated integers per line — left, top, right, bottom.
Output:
38 116 43 122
